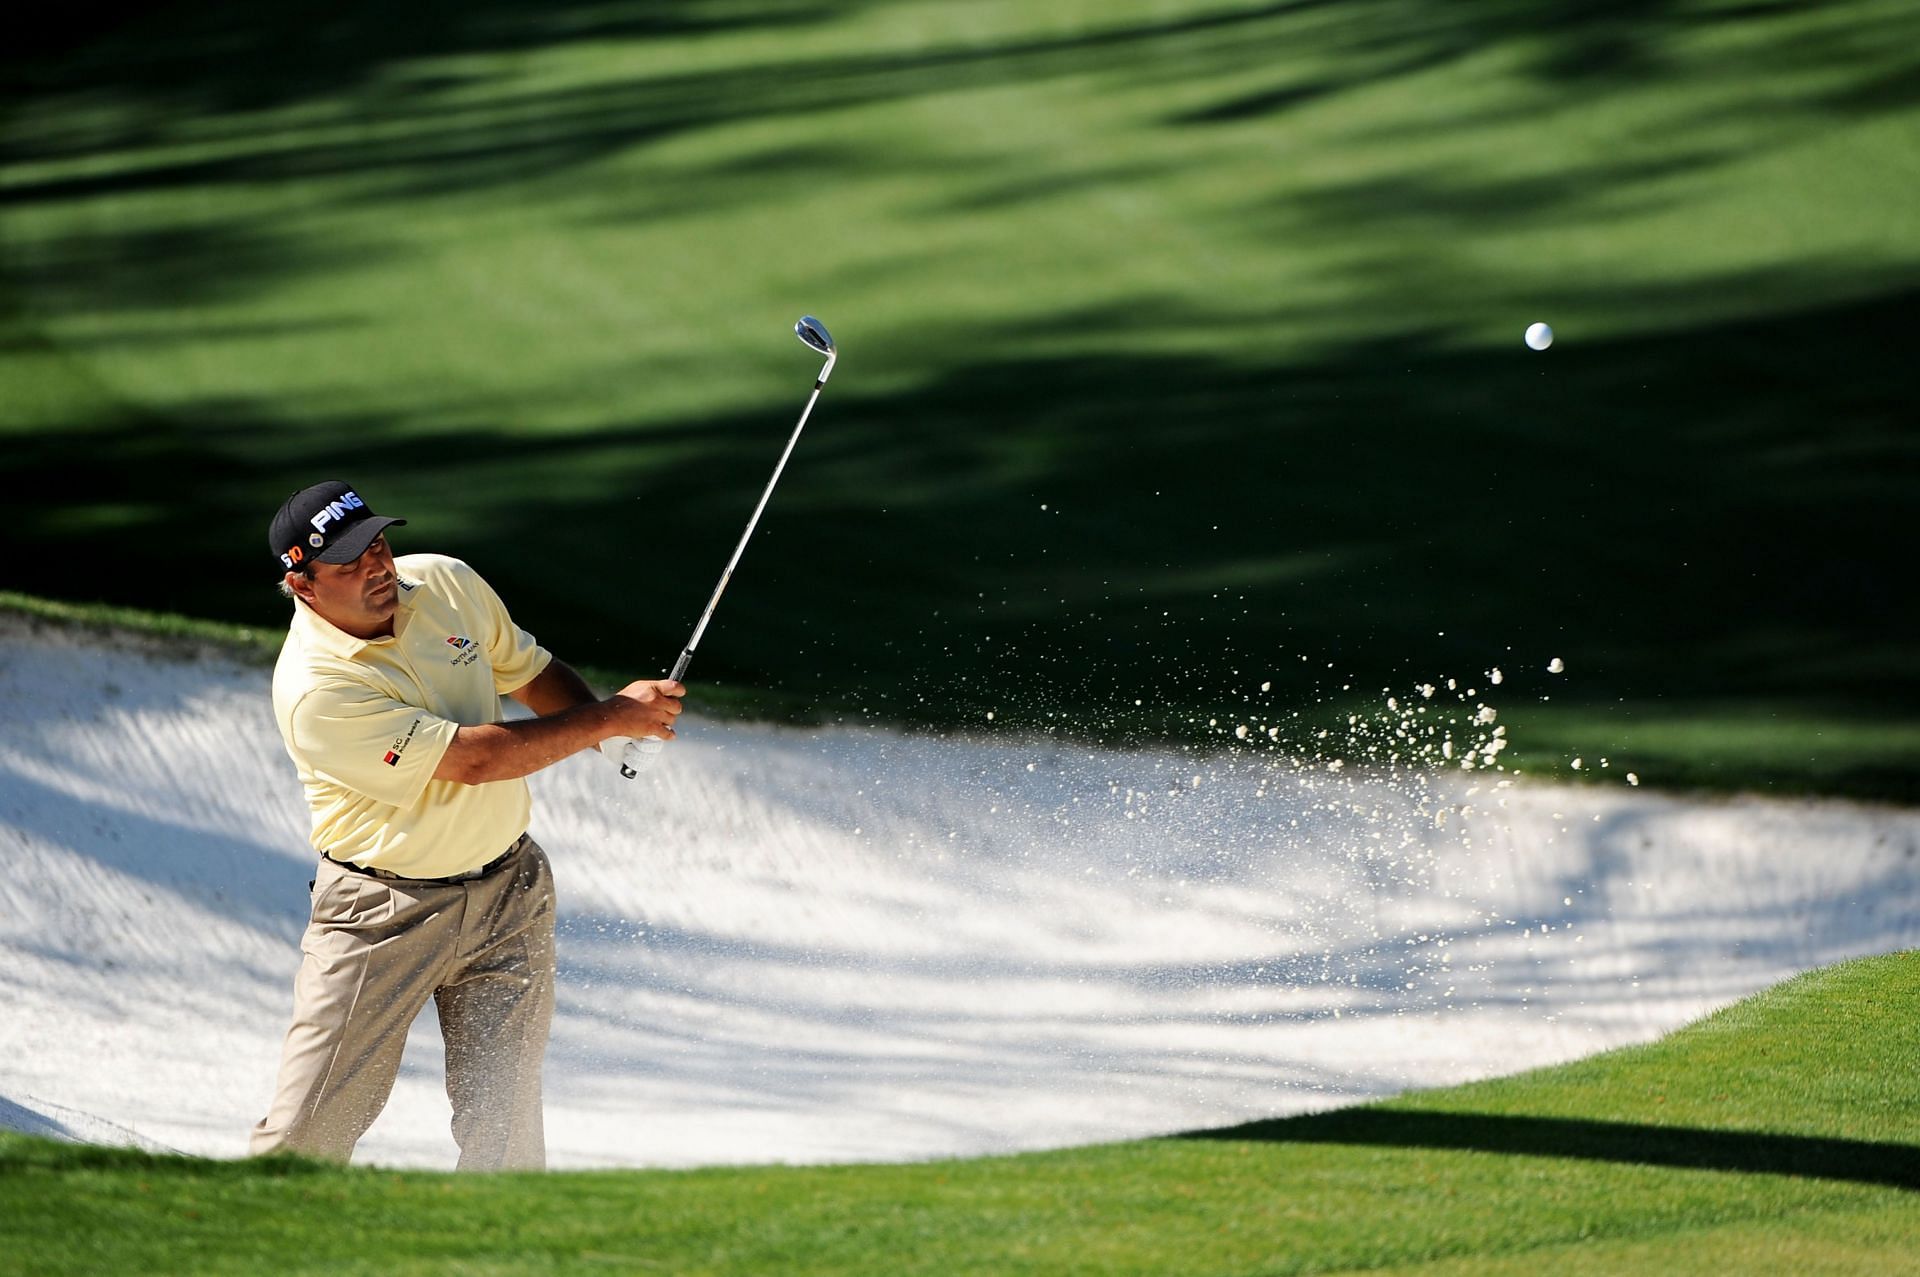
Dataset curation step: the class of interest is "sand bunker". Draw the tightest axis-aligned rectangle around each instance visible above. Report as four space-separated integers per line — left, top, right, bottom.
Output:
2 618 1915 1168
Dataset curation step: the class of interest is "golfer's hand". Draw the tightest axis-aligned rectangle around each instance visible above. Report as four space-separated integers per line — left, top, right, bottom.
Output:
608 679 685 741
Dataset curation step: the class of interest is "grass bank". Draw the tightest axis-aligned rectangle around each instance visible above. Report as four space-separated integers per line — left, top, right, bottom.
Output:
3 952 1915 1275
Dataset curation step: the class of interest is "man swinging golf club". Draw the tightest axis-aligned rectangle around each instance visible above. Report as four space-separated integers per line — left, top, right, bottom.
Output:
251 480 683 1169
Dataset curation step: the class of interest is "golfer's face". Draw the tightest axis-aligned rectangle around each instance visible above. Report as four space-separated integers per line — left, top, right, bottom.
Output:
307 535 398 634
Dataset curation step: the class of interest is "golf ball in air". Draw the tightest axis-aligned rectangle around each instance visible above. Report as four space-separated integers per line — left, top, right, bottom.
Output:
1525 322 1554 350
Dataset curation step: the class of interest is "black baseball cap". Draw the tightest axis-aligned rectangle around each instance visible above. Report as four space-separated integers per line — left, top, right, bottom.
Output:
270 481 407 572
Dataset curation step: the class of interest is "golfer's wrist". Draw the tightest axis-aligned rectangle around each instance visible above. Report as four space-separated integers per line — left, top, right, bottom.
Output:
589 696 647 744
580 698 620 743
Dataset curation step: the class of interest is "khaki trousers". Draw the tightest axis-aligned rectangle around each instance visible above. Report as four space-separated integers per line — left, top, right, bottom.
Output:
250 836 556 1170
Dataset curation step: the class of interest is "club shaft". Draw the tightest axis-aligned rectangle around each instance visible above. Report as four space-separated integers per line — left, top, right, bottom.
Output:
617 341 833 780
675 359 833 677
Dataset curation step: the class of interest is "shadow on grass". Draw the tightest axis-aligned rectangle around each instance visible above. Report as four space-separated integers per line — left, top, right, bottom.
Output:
5 5 1919 798
1175 1108 1920 1192
2 281 1917 804
0 1132 331 1178
6 0 1916 205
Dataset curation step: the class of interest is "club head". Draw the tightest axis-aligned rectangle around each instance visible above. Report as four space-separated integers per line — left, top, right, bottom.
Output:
794 316 834 358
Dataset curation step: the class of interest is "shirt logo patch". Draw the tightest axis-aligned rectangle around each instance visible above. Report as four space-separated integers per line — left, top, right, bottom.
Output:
446 636 474 651
446 635 480 667
384 717 422 767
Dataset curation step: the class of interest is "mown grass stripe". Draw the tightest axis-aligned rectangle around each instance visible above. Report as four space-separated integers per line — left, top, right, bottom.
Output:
2 954 1913 1275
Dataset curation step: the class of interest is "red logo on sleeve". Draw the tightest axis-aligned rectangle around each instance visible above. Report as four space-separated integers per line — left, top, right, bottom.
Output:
384 717 422 766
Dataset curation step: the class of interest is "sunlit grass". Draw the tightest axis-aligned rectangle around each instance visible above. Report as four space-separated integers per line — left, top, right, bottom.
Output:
3 953 1914 1275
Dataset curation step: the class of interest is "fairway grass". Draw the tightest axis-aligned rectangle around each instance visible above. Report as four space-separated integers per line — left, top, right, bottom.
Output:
3 953 1915 1275
5 1 1919 805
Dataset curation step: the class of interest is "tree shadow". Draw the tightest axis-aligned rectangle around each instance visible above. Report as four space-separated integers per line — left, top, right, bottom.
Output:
1173 1107 1920 1192
10 0 1914 192
2 222 400 311
3 281 1915 783
6 0 851 115
5 4 1919 802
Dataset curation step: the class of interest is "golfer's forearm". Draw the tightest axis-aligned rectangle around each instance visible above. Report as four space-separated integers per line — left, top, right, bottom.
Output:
510 658 599 716
435 702 618 784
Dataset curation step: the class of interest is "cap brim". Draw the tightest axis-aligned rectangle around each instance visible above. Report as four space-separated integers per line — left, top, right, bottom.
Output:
313 516 406 564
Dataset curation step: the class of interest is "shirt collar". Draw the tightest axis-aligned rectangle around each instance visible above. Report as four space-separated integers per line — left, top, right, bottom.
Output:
290 576 419 658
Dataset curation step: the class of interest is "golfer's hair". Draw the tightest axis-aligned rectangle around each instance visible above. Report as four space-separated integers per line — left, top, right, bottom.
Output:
277 562 314 599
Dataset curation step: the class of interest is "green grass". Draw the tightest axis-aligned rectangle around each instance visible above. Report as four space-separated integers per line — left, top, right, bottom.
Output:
0 588 281 662
4 1 1918 800
4 952 1916 1275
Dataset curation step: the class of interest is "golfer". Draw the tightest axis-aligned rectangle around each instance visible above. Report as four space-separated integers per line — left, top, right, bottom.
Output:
251 480 682 1169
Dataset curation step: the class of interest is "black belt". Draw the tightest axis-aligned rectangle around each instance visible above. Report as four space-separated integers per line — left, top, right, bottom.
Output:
324 833 528 885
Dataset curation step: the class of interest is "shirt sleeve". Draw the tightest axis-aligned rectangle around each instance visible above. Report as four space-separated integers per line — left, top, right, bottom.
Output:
458 562 552 695
287 679 460 809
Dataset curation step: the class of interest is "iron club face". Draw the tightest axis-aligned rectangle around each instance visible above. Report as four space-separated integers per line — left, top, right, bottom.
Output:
795 315 834 357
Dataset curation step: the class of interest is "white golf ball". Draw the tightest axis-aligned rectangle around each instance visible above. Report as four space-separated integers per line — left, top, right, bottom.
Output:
1525 322 1554 351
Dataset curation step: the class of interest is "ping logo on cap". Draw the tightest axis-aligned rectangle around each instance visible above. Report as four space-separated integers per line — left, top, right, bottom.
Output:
309 490 367 534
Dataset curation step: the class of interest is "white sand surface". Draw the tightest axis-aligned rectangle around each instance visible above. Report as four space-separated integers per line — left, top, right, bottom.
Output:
2 617 1915 1169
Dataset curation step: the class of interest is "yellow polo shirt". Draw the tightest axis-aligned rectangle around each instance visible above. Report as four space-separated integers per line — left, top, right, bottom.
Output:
272 553 553 878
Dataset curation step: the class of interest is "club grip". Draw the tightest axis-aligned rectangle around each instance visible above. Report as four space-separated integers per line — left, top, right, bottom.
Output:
611 650 694 779
616 735 666 778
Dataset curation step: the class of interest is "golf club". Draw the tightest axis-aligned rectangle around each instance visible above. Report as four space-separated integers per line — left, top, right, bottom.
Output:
613 315 837 778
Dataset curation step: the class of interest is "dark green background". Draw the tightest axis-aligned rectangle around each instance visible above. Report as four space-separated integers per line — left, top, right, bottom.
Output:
5 1 1916 795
